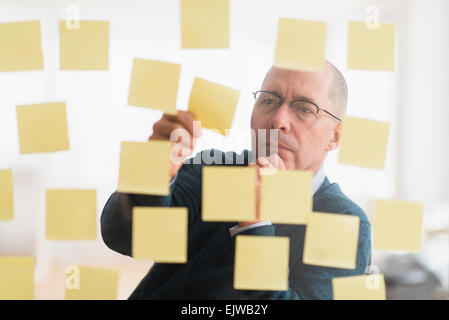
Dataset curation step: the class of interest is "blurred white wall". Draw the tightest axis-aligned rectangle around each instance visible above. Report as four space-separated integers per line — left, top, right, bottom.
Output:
0 0 447 298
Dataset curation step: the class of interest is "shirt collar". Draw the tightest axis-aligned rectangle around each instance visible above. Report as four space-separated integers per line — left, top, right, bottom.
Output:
312 165 326 195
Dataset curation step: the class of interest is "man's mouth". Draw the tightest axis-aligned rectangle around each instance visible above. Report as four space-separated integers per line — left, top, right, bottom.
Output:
265 142 293 153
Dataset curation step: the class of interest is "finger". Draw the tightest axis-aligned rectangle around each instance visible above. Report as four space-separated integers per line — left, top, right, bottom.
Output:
185 111 203 138
150 131 192 150
172 133 194 150
162 114 197 148
161 113 178 122
176 111 200 138
160 113 195 140
268 154 286 170
248 164 261 220
169 137 194 172
170 143 193 163
248 163 261 182
149 132 168 141
255 172 260 220
256 157 273 168
170 110 202 139
173 111 194 137
181 111 202 138
152 118 186 140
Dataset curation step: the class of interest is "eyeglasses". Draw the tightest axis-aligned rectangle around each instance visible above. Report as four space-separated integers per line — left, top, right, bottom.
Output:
253 90 342 123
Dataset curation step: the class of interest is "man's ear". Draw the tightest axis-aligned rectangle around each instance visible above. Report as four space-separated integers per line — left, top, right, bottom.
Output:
326 122 341 151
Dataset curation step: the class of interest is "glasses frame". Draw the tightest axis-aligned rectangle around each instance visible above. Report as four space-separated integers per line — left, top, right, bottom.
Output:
253 90 342 122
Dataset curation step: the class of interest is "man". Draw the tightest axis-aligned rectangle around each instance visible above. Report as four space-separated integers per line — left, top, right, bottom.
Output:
101 61 372 299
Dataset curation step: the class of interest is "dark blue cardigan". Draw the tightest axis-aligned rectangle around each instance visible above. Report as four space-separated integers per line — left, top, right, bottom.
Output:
100 149 372 299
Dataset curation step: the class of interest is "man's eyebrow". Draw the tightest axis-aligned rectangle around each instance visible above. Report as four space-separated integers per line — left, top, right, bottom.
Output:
265 89 318 105
292 95 318 105
263 89 283 98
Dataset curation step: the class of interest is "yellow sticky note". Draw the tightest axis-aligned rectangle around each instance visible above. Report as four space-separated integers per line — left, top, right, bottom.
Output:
260 170 312 224
234 235 289 291
303 212 360 269
128 58 180 114
117 141 171 196
59 20 109 70
0 257 35 300
0 21 44 71
202 166 256 222
17 102 70 154
180 0 229 48
348 22 396 71
188 77 240 135
65 265 119 300
0 169 14 220
332 274 386 300
46 189 97 240
132 207 188 262
374 200 423 252
338 116 390 169
274 18 326 72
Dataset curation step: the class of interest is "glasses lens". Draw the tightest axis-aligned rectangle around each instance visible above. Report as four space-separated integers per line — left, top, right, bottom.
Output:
255 92 281 110
291 100 318 122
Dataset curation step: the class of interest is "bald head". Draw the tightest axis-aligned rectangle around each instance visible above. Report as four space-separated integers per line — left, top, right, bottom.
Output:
261 60 347 118
326 61 347 118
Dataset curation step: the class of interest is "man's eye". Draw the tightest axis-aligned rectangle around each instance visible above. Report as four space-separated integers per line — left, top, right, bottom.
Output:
262 99 274 105
294 104 317 119
299 106 312 113
301 108 312 113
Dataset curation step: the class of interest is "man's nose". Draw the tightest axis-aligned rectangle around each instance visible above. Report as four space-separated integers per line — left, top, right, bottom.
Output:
270 101 291 133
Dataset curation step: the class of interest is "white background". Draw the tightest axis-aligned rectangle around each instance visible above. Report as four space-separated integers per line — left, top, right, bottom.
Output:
0 0 447 299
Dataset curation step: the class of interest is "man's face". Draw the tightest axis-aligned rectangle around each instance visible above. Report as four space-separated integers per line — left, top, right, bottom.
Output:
250 65 341 173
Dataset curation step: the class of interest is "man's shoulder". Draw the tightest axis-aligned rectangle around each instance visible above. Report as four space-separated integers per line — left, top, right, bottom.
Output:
313 178 370 224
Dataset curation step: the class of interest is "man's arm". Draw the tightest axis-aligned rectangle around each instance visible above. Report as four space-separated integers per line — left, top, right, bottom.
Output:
101 160 203 256
100 111 200 257
100 190 173 256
